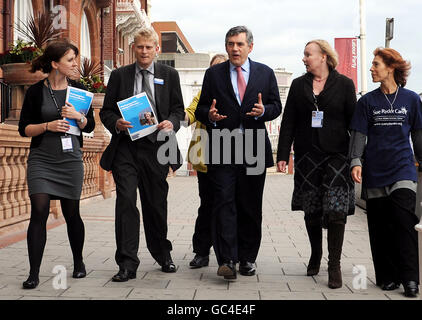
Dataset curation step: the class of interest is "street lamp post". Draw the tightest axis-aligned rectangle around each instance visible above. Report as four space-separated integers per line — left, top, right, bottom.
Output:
385 18 394 48
359 0 367 96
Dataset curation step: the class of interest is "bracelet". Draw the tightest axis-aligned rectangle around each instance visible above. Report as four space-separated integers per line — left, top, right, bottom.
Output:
45 122 48 132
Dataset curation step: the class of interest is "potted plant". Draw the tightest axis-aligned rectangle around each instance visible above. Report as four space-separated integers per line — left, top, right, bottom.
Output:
78 57 108 138
79 57 107 94
0 11 61 85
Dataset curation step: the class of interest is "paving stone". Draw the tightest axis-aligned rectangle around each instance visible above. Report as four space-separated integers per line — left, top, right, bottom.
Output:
60 286 133 298
128 288 195 300
194 289 259 300
0 175 390 301
323 292 389 300
259 291 325 300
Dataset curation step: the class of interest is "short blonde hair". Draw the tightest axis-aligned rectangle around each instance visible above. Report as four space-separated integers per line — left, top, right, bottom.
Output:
134 27 159 46
210 54 228 66
306 39 339 70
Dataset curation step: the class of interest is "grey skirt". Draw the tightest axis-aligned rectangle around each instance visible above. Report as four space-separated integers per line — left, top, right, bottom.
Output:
27 132 83 200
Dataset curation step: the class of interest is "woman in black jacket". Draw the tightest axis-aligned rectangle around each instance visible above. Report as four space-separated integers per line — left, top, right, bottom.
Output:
18 39 95 289
276 40 356 289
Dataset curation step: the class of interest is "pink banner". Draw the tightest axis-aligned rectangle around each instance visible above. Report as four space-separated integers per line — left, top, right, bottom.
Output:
335 38 358 92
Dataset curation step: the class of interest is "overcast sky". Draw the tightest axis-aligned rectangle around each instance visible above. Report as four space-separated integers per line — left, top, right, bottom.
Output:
150 0 422 95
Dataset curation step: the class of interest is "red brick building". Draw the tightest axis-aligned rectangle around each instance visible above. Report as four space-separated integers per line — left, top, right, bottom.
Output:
0 0 151 82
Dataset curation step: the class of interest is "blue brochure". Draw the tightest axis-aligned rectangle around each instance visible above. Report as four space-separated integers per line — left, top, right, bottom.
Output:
65 86 94 135
117 92 158 141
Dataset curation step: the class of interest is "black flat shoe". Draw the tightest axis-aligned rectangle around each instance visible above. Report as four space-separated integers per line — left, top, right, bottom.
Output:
403 281 419 298
381 281 400 291
111 269 136 282
239 261 256 276
189 255 209 268
72 262 87 279
162 260 177 273
22 276 39 289
217 261 237 280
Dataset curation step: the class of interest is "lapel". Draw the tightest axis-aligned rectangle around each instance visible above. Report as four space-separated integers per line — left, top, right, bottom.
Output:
126 63 136 98
153 62 162 116
241 58 255 108
318 69 338 102
303 69 339 111
303 72 315 109
223 61 238 104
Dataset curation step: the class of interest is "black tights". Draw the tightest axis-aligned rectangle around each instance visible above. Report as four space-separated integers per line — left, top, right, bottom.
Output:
27 193 85 278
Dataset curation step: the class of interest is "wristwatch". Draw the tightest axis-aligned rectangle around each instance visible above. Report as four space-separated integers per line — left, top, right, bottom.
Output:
78 114 86 124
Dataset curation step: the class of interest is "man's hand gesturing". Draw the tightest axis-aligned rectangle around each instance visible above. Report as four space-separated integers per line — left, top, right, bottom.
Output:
208 99 227 122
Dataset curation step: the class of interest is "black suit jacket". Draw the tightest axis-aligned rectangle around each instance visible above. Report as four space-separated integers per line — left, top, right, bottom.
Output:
99 62 184 171
276 70 357 163
195 59 282 168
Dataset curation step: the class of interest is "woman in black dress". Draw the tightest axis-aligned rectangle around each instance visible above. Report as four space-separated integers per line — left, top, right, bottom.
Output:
18 40 95 289
277 39 356 289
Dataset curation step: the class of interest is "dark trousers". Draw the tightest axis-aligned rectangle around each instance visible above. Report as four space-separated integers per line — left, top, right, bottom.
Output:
112 136 172 272
366 188 419 285
192 171 213 256
208 165 266 265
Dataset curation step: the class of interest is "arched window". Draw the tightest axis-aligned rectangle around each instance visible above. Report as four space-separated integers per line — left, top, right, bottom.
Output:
14 0 34 42
80 11 91 60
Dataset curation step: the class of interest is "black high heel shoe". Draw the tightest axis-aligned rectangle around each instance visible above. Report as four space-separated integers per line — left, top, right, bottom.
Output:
22 276 39 289
72 262 86 279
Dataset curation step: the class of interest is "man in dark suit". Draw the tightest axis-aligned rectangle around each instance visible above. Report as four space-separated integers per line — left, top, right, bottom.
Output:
100 27 184 282
195 26 282 280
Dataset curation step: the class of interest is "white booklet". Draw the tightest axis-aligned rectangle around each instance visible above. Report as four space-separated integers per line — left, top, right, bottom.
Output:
117 92 158 141
65 86 94 135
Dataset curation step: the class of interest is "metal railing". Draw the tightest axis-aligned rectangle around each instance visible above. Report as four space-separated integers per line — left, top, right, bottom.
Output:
0 79 11 123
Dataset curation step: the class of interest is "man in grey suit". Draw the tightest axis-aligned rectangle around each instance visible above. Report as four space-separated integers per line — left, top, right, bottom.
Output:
100 27 184 282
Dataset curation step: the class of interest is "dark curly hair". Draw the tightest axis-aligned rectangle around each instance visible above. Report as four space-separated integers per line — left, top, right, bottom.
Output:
31 39 79 74
373 47 411 87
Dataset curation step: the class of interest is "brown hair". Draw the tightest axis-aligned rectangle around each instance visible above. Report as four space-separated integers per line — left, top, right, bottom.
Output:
306 39 339 70
373 47 411 87
31 39 78 73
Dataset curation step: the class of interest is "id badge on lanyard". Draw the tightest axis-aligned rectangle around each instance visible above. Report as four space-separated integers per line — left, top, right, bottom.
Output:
311 93 324 128
312 111 324 128
61 135 73 153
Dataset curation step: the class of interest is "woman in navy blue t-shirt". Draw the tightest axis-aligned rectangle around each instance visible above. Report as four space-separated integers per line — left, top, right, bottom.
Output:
349 48 422 298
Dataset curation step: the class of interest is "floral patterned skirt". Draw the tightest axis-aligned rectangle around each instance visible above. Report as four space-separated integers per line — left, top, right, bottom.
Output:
292 147 355 228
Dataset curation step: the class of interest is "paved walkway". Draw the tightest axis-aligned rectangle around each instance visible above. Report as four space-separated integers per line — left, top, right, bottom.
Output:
0 173 417 300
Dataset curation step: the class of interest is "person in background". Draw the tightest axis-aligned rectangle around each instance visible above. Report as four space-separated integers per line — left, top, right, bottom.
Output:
185 53 228 269
18 39 95 289
349 47 421 298
277 39 356 289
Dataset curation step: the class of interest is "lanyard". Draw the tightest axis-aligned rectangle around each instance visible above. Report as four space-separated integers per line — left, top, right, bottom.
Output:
312 93 320 111
46 78 71 136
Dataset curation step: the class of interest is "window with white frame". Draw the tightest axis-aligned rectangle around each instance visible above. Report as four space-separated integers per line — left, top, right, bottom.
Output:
80 11 91 60
14 0 34 42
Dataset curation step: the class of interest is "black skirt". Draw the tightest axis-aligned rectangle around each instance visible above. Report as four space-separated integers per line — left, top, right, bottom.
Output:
292 146 355 228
